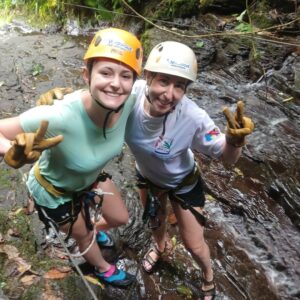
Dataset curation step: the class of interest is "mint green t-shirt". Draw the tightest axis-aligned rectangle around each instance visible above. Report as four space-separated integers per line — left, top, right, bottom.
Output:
20 90 135 208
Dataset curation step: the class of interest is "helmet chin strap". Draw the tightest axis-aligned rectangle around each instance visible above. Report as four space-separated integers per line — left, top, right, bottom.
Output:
90 90 124 139
144 84 152 105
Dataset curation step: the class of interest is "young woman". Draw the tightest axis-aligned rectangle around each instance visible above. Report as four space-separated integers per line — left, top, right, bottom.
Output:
34 40 254 299
0 28 143 287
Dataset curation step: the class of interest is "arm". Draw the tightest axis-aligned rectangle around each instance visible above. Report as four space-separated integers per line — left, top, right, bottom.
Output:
0 116 23 155
221 142 242 165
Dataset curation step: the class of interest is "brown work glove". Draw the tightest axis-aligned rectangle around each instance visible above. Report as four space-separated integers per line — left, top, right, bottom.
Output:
4 121 63 169
36 87 73 106
222 101 254 147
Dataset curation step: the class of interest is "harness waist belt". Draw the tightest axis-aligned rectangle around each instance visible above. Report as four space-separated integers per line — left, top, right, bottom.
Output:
34 162 67 197
142 162 200 193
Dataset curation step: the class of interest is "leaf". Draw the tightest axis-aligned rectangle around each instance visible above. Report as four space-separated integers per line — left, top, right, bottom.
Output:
42 280 63 300
171 235 177 247
176 285 193 298
234 167 244 176
20 274 40 286
13 257 32 275
282 97 293 103
236 10 246 22
44 267 71 279
31 63 44 76
167 212 177 225
14 207 24 215
206 194 215 201
196 40 204 48
0 244 19 259
85 275 104 289
235 23 253 33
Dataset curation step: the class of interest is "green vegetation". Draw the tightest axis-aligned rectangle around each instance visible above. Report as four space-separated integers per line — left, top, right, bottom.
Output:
0 209 42 267
153 0 198 20
0 0 145 26
0 0 200 27
0 168 15 189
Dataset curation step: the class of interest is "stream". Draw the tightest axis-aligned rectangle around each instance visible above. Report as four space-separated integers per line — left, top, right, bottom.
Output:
0 18 299 300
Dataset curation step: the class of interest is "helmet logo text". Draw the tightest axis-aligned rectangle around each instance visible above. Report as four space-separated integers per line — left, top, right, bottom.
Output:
166 59 190 71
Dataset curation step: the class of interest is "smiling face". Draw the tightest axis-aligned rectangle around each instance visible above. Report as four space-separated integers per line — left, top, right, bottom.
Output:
84 58 135 110
146 72 188 117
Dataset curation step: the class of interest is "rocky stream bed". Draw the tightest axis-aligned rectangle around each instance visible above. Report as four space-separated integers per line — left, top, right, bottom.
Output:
0 16 299 300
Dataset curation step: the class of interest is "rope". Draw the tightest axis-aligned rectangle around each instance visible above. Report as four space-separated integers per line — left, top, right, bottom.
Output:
52 225 97 258
17 169 99 299
40 207 99 300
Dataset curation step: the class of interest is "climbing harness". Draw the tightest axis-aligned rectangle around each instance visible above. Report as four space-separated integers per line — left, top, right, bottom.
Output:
34 162 66 197
142 189 161 229
140 163 207 227
35 186 113 258
33 163 115 249
169 193 207 226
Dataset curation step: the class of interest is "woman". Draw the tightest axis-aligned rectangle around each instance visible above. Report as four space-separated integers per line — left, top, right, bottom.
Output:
0 27 143 287
124 41 254 299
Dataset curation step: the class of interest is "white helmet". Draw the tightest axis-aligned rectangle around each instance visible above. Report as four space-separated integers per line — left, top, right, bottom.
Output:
144 41 198 82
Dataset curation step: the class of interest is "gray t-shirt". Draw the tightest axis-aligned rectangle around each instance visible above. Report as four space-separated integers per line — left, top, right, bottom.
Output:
126 80 225 191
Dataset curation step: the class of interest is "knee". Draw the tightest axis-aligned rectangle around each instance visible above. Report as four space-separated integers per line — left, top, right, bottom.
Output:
74 229 94 246
105 210 129 227
115 213 129 226
183 238 207 255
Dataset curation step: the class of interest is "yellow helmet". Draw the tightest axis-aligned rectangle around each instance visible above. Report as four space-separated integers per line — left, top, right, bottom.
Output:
84 28 143 75
144 41 197 82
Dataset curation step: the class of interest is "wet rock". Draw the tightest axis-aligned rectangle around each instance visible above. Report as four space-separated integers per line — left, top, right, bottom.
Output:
0 15 299 300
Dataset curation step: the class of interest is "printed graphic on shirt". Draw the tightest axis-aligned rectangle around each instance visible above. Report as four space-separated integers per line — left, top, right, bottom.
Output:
205 127 221 141
154 136 173 155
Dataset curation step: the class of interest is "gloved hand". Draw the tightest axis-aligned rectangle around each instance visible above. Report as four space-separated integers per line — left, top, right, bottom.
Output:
222 101 254 147
36 87 73 106
4 121 63 169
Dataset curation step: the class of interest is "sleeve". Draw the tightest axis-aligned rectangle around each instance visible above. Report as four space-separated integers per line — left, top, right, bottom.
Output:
191 109 226 158
19 105 64 138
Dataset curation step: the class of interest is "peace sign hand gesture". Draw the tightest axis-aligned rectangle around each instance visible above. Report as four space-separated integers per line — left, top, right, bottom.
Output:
222 101 254 147
4 120 63 169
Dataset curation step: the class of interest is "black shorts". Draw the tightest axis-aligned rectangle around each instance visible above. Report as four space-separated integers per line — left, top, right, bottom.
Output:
34 199 81 228
136 170 206 208
173 177 206 208
32 170 112 229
